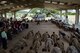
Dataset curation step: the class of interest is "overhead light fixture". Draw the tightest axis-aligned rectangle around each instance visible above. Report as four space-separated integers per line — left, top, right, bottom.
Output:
9 11 11 12
21 5 24 8
67 3 72 5
0 1 7 4
52 2 57 4
59 3 64 5
44 1 50 3
17 6 20 8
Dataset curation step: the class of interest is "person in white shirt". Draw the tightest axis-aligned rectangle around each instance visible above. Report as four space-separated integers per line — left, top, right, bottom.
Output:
1 27 8 49
45 37 54 52
51 43 62 53
66 43 78 53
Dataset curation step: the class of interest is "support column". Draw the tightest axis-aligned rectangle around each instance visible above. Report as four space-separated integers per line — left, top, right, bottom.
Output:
1 13 3 17
60 10 62 18
65 10 68 18
4 13 7 18
12 11 16 19
65 9 68 24
75 8 79 25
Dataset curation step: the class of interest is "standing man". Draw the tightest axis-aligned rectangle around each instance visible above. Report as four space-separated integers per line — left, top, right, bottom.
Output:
1 27 8 49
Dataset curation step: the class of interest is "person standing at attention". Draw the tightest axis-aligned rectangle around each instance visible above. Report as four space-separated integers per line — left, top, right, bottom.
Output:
1 27 8 49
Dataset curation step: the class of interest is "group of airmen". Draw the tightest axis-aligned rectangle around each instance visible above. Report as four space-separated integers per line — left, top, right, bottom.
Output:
21 30 79 53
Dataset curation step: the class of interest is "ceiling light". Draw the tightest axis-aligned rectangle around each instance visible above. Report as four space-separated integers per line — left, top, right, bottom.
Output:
21 9 31 12
0 1 7 4
9 11 11 12
44 1 50 3
52 2 57 4
21 5 24 8
59 3 64 5
17 6 19 8
67 3 72 5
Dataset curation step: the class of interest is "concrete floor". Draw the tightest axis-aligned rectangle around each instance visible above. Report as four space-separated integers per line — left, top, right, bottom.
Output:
0 21 70 53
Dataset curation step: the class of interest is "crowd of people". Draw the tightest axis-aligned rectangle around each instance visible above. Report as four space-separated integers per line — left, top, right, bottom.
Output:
19 30 79 53
0 17 29 50
51 19 80 53
51 19 80 38
0 17 80 53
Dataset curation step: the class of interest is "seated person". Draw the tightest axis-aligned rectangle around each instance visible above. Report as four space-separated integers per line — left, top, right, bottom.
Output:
59 31 66 38
45 36 54 52
35 31 41 40
42 32 50 42
74 32 80 39
70 24 76 32
56 38 65 53
51 43 62 53
59 31 70 42
70 36 79 49
34 31 42 44
77 39 80 51
7 26 13 40
66 43 78 53
76 28 80 34
26 30 34 39
32 39 40 53
51 32 58 43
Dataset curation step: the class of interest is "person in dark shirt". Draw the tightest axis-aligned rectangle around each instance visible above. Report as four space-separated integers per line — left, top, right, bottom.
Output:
76 28 80 34
0 21 5 28
59 31 66 38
